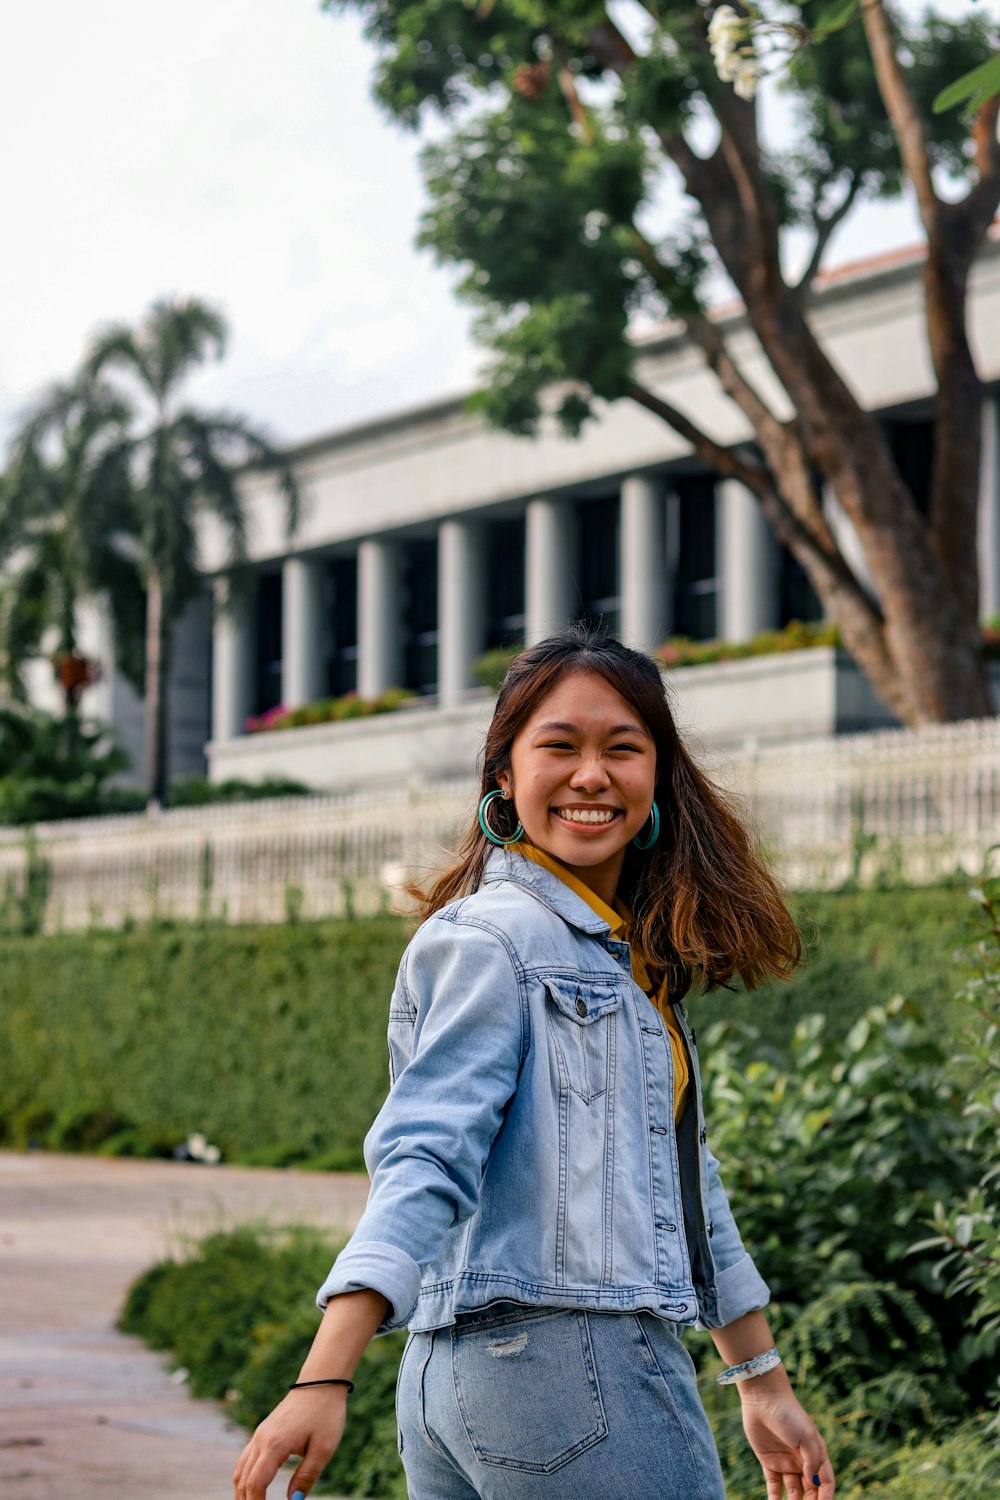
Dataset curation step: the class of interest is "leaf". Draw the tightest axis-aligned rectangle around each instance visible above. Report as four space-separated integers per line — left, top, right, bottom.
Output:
812 0 860 34
933 52 1000 113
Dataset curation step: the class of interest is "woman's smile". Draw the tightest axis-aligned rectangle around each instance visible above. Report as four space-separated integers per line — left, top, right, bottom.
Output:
552 805 624 827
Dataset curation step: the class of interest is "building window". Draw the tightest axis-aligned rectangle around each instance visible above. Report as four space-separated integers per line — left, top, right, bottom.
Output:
254 569 283 714
885 416 935 518
577 496 619 633
486 517 526 648
672 475 718 640
325 555 358 698
779 547 823 625
402 537 439 695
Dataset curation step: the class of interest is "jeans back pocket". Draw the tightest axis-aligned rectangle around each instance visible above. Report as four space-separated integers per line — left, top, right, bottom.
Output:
452 1308 607 1473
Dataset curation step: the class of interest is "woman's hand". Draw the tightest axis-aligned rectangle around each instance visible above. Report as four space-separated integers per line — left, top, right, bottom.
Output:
740 1387 835 1500
232 1387 347 1500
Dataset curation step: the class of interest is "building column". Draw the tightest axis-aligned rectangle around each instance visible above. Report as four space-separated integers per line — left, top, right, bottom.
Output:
211 577 256 740
979 392 1000 623
823 483 877 603
526 496 575 645
282 556 326 708
358 538 402 698
620 475 669 652
438 519 485 708
716 480 780 641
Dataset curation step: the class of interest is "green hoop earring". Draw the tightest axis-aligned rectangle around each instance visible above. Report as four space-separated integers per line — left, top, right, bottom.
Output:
632 801 660 851
478 789 524 847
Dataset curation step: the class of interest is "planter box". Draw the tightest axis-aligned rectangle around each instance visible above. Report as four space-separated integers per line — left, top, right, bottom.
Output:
207 649 999 791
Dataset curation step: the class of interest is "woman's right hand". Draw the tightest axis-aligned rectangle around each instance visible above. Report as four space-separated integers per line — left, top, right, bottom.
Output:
232 1387 348 1500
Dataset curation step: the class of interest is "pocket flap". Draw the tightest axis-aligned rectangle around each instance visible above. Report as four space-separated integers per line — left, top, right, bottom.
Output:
544 976 624 1026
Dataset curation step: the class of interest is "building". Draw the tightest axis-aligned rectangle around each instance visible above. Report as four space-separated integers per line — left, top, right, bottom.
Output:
38 238 1000 791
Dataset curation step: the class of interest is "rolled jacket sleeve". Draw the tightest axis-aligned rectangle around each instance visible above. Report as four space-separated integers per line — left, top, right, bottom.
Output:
699 1143 770 1329
317 914 526 1330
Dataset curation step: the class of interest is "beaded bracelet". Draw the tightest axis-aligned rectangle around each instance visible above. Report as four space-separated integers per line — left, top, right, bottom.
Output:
716 1347 782 1385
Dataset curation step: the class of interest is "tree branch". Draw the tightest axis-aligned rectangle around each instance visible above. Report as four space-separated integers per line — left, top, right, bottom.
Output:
861 0 940 230
795 173 863 293
962 92 1000 241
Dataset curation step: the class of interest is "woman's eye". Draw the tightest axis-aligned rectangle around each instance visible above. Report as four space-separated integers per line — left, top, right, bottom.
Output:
610 743 641 754
541 741 574 751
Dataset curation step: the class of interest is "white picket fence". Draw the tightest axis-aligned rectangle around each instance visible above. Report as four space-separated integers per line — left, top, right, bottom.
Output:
2 718 999 931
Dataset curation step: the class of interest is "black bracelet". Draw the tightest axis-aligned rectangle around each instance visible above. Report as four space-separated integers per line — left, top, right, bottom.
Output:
288 1377 355 1394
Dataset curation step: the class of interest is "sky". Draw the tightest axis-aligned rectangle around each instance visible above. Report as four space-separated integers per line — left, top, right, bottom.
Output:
1 0 994 455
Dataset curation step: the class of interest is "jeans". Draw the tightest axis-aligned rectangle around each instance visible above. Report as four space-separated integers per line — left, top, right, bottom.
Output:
396 1305 727 1499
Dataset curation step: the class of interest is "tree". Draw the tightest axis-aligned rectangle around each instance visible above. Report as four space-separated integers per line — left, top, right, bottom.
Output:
78 296 301 804
328 0 1000 724
0 378 145 756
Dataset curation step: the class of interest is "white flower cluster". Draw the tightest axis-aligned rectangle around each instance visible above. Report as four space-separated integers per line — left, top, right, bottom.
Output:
184 1131 221 1164
708 5 759 101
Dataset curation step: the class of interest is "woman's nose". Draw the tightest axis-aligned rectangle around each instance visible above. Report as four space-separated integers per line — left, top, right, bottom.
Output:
569 759 611 791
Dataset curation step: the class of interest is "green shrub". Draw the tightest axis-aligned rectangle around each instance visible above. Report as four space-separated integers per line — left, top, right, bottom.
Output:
119 1225 337 1400
0 916 410 1164
472 646 520 690
119 1224 407 1497
167 774 313 806
0 704 144 824
700 998 987 1418
0 886 974 1162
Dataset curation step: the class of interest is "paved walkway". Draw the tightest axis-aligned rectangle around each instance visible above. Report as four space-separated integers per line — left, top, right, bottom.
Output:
0 1151 370 1499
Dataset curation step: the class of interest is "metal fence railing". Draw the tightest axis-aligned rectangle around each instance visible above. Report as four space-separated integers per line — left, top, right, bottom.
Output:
2 718 999 931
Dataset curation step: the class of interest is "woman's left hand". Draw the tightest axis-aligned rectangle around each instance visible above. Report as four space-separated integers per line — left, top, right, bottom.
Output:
739 1388 835 1500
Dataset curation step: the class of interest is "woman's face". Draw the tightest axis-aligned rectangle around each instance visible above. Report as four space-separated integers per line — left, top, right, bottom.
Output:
497 668 657 901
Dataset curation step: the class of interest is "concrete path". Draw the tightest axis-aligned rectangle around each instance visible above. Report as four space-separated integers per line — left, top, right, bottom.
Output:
0 1152 370 1500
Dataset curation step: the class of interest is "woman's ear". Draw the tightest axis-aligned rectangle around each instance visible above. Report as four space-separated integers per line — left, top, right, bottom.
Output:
496 769 512 798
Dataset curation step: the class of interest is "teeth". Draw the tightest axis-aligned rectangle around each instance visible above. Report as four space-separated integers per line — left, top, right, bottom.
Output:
556 809 618 825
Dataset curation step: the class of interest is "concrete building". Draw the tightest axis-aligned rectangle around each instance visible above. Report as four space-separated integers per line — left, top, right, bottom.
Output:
38 238 1000 790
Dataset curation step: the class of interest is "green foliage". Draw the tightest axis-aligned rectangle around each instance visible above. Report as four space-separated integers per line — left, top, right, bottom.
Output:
119 1225 408 1497
658 618 841 669
245 687 416 735
166 773 313 805
700 999 987 1418
935 50 1000 113
331 0 996 441
472 645 520 690
0 885 972 1159
0 703 143 825
0 915 409 1165
909 869 1000 1400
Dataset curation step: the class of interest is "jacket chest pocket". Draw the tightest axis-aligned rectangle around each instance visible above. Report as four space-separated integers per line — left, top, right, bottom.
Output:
544 977 623 1104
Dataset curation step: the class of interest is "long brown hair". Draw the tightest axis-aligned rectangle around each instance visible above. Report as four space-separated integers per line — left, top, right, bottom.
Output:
415 627 801 999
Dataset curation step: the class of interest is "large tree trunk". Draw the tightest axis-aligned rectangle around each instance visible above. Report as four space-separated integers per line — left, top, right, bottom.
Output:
143 570 168 806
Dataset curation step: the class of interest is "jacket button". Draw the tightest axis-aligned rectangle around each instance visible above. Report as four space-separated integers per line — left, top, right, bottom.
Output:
650 1125 667 1135
576 998 587 1017
690 1029 698 1046
699 1127 707 1145
707 1222 714 1238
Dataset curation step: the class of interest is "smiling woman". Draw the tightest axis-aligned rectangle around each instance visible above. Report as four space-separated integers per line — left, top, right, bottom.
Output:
233 627 833 1500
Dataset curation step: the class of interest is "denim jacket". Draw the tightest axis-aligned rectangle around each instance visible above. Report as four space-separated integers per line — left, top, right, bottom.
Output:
317 848 770 1334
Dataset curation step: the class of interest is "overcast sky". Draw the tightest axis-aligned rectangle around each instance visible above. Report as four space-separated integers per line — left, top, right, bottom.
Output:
1 0 991 456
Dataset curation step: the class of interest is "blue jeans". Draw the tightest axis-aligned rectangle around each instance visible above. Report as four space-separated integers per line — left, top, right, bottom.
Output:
396 1305 727 1498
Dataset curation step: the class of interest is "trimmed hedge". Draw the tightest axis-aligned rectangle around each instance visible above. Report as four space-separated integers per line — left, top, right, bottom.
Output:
0 884 975 1165
0 916 409 1168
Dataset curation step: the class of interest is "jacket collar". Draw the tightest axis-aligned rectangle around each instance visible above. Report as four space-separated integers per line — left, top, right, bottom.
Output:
483 846 614 938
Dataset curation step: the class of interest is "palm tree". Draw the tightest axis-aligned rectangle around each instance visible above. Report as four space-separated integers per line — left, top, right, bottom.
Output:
0 379 144 757
82 296 300 804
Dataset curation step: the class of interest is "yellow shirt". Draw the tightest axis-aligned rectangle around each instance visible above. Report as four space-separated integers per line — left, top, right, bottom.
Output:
511 843 690 1122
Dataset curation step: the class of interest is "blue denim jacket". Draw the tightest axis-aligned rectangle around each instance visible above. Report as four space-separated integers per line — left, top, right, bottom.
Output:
317 848 770 1334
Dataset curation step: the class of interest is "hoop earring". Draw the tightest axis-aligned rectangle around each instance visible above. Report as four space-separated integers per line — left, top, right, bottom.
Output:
631 801 660 851
478 789 524 847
